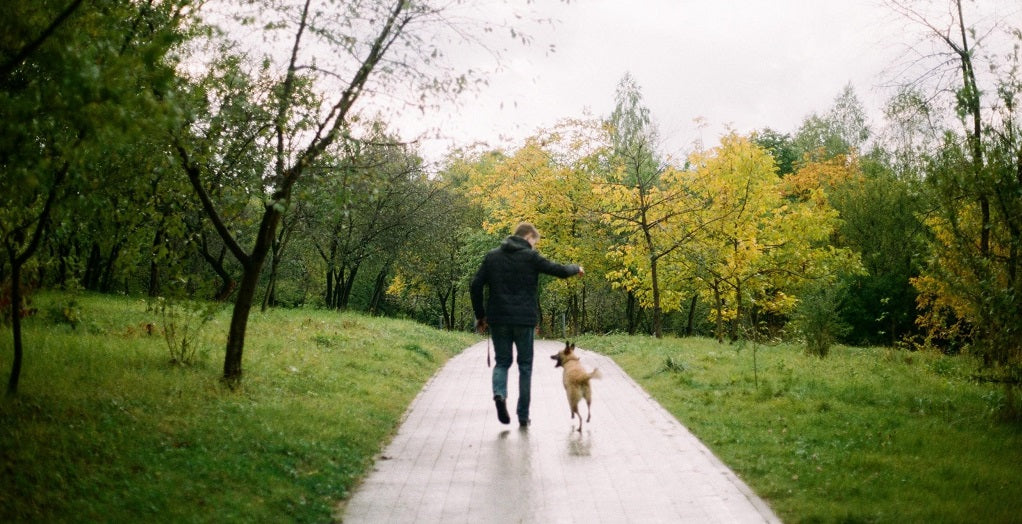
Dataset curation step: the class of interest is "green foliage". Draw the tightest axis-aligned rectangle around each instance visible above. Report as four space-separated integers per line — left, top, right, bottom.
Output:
0 292 477 522
790 283 851 357
827 159 925 346
579 334 1022 523
752 128 798 175
791 84 870 163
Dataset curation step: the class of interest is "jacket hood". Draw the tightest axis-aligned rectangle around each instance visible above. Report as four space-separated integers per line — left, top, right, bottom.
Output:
500 235 532 253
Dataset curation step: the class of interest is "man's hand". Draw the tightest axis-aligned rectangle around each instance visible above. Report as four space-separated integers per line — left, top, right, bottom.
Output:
576 266 585 277
475 317 488 334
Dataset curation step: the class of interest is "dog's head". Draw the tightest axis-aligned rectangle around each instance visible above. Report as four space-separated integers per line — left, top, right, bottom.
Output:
551 341 576 368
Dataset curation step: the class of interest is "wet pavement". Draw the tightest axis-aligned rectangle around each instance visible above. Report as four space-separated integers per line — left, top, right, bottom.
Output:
339 339 781 523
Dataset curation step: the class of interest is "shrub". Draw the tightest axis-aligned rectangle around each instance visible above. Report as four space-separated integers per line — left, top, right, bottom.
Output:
790 283 850 357
151 297 221 365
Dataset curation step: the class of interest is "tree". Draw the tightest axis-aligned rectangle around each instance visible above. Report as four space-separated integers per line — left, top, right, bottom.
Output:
791 84 871 164
1 0 190 395
460 120 608 335
753 128 799 176
888 0 1022 414
687 134 862 343
827 156 926 346
308 133 438 311
386 184 479 330
173 0 487 385
597 73 699 338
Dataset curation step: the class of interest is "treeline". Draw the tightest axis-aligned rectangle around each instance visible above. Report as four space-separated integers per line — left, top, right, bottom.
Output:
2 1 1019 396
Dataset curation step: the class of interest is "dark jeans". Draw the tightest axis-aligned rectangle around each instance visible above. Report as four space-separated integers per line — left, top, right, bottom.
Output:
490 323 535 422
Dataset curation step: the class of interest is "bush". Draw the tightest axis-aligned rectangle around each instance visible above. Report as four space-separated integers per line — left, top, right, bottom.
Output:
151 297 221 365
790 283 850 357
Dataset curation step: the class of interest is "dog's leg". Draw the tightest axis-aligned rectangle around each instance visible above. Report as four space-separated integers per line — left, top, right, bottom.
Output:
583 383 592 422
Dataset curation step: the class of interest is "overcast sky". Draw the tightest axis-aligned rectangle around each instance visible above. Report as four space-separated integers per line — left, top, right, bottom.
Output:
395 0 919 164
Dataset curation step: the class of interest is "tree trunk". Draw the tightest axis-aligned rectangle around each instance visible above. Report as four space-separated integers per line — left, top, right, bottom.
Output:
436 288 452 329
729 280 743 342
148 227 163 297
99 241 121 293
952 0 989 258
223 263 260 384
324 267 334 307
261 249 280 312
262 214 294 312
5 163 65 396
222 205 281 385
713 282 725 344
649 254 662 338
368 265 389 314
449 284 456 330
5 250 24 397
83 242 101 290
56 243 70 288
197 235 237 302
579 285 587 334
626 291 637 335
686 294 698 336
337 266 359 309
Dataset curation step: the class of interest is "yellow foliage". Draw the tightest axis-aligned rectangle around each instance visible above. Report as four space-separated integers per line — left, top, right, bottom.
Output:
686 134 861 330
459 122 616 306
386 273 407 296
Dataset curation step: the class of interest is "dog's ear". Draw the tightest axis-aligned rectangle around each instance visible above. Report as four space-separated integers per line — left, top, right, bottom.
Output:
566 342 575 353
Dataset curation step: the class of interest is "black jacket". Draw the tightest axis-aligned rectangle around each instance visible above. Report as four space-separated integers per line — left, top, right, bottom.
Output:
470 235 580 326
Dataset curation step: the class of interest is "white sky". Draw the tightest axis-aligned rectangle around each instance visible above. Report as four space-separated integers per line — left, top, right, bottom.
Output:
398 0 912 164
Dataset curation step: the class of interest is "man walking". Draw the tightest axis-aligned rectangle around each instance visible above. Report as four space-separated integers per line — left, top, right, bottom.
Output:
470 222 584 426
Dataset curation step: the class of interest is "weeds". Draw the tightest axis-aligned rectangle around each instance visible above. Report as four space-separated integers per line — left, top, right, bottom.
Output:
150 296 221 365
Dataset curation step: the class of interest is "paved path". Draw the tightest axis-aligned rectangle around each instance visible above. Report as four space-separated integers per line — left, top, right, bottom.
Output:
339 340 781 523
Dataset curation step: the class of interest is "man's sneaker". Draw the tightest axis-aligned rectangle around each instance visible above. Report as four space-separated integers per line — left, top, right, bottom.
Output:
494 395 510 424
518 418 531 428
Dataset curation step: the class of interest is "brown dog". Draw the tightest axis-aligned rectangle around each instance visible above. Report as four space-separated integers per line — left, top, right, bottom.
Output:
551 341 601 432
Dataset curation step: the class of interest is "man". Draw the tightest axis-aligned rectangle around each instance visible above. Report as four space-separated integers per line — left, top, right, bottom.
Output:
470 222 584 426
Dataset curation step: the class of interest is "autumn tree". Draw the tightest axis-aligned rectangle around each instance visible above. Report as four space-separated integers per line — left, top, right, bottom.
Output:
687 134 861 344
597 73 705 338
460 120 607 335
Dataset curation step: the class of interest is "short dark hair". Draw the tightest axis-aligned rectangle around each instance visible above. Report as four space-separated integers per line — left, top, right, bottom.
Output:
513 222 539 239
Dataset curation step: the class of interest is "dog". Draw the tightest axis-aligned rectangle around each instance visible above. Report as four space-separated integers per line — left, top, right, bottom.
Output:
551 341 601 432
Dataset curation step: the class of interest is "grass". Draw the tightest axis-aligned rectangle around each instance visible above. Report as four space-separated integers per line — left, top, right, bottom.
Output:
577 333 1022 523
0 292 477 523
4 293 1019 523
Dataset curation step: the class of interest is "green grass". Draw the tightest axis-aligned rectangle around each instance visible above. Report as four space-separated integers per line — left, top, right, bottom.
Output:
0 292 477 523
5 294 1019 523
577 334 1022 524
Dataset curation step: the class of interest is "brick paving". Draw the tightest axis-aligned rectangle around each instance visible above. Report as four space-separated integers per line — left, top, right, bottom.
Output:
339 339 781 523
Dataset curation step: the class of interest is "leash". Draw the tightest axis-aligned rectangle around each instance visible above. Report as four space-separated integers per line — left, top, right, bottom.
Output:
486 336 491 368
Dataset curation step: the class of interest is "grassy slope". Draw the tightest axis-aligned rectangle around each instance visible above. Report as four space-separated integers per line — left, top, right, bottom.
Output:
578 334 1021 524
0 292 476 523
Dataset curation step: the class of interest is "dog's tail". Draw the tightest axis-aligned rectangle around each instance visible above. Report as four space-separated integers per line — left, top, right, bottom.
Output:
589 368 602 380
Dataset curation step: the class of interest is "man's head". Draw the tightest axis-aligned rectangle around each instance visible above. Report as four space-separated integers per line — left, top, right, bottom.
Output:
514 222 540 247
